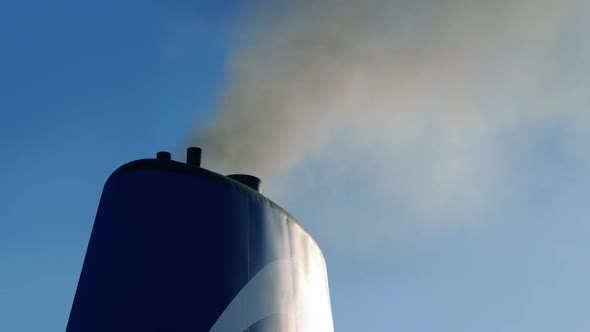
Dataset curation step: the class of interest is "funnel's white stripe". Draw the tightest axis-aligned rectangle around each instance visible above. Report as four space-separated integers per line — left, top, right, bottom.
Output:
209 260 294 332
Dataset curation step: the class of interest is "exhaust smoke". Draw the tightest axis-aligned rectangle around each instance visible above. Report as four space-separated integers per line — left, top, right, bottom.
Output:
190 0 590 247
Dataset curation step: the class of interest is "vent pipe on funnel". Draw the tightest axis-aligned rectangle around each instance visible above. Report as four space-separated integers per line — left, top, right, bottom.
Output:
156 151 171 160
228 174 262 193
186 147 202 167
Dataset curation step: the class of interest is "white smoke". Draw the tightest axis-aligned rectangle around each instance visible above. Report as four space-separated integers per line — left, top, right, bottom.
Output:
192 0 590 248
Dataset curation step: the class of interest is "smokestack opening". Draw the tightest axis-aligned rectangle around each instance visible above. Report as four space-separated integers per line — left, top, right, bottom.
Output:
187 147 202 167
156 151 171 160
228 174 262 193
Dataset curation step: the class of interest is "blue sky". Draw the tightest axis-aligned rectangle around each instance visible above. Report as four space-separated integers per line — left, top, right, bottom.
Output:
1 1 590 331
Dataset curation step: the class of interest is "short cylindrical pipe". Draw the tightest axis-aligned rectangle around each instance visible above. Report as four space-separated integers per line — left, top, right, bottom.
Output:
186 147 202 167
227 174 262 193
156 151 171 160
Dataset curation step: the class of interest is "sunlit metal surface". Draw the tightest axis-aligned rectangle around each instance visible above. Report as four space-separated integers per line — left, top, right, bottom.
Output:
66 158 334 331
